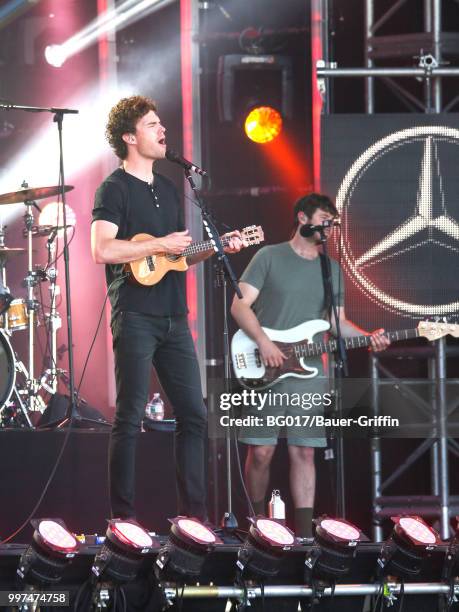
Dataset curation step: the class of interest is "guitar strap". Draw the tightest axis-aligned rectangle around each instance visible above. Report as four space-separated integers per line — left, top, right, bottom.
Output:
319 252 332 320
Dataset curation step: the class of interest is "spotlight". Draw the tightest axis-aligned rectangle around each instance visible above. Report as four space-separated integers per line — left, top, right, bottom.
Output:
378 515 441 579
17 519 78 585
305 516 363 584
244 106 283 144
44 44 67 68
218 54 293 124
236 517 295 582
43 0 175 67
155 517 222 582
92 519 159 584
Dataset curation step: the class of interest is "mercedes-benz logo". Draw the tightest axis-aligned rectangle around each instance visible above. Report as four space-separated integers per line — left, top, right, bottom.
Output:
336 126 459 317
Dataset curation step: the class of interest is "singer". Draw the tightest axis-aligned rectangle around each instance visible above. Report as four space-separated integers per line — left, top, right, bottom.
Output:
91 95 245 523
231 192 390 537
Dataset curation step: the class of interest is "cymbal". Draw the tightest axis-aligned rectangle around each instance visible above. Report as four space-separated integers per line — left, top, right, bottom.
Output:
0 185 74 205
0 247 26 261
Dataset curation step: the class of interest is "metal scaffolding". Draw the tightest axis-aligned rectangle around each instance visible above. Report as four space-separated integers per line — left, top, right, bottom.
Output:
314 0 459 541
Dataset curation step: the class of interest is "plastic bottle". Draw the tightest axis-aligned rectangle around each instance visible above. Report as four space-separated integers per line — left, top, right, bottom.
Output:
145 393 165 421
268 489 286 521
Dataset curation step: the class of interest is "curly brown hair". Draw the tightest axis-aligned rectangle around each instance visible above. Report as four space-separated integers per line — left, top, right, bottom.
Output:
105 95 158 160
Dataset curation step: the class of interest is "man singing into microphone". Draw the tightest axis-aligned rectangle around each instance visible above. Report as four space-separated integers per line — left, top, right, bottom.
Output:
231 193 389 537
91 95 244 523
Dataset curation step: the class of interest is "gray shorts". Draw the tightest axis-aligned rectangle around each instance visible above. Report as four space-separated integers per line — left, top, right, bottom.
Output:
237 376 330 447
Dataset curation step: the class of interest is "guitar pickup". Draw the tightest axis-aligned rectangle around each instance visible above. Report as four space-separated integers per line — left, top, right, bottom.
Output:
235 353 247 370
254 349 262 368
146 256 155 271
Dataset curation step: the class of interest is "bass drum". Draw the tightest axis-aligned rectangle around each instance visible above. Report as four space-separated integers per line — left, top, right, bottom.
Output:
0 330 15 409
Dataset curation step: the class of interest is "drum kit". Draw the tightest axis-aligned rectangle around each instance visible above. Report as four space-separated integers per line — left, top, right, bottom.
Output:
0 183 73 428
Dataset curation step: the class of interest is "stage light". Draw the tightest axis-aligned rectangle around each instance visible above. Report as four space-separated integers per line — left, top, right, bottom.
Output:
38 201 77 238
305 516 363 584
92 519 159 584
155 517 222 582
44 44 67 68
218 54 293 124
236 517 295 582
17 519 78 585
244 106 283 144
378 516 441 579
44 0 175 67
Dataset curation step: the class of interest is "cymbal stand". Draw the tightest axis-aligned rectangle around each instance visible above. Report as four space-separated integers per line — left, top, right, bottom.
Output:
23 191 45 412
9 359 34 428
40 235 62 395
0 223 13 320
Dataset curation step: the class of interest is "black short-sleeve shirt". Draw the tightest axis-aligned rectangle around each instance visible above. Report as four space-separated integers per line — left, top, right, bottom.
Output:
92 167 188 318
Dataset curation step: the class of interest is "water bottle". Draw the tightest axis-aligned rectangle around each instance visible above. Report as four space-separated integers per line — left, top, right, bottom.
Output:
145 393 165 421
268 489 286 522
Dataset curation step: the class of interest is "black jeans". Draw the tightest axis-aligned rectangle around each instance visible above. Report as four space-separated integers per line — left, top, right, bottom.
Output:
110 311 207 520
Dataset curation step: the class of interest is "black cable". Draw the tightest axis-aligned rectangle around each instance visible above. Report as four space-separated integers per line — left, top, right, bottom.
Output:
0 404 75 544
398 581 404 612
372 579 384 612
379 584 385 612
73 579 92 612
0 275 125 544
76 274 128 397
231 423 255 517
175 583 185 612
119 586 127 612
72 580 86 611
54 226 76 264
218 276 256 520
260 581 265 612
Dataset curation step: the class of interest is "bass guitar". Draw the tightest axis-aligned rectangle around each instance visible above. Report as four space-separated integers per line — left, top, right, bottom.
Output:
231 319 459 390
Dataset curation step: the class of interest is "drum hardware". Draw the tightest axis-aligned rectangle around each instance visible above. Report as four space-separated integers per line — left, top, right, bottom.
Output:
22 224 72 238
0 178 77 426
39 234 62 396
0 224 15 318
0 101 82 429
0 331 34 428
0 184 73 205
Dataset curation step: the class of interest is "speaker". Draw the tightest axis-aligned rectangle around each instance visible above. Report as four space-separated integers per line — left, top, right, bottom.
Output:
37 393 109 428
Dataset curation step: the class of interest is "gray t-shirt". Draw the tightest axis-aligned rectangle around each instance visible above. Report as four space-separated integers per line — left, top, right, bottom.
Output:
237 242 344 444
240 242 344 330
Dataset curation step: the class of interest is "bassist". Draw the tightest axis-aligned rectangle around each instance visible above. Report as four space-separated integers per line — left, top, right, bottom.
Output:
231 193 390 537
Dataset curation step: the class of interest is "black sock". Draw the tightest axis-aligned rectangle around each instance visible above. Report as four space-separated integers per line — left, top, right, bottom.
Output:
295 507 313 537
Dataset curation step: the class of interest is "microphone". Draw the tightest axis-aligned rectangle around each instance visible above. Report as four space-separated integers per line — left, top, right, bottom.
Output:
300 219 340 238
165 149 208 177
47 227 59 245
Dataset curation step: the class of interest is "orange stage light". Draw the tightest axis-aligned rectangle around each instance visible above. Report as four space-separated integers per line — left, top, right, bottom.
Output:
244 106 283 144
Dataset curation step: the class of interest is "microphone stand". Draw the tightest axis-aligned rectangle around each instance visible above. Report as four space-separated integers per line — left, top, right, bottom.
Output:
183 168 242 533
46 111 110 429
317 226 348 518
